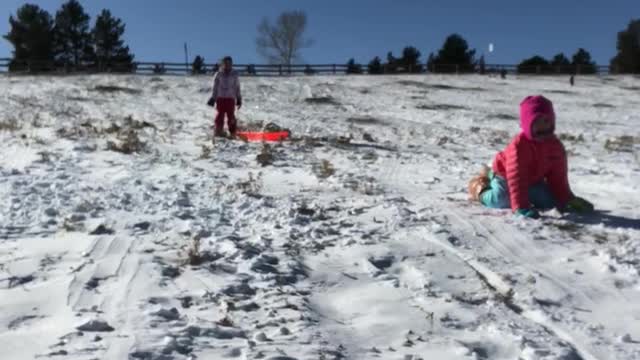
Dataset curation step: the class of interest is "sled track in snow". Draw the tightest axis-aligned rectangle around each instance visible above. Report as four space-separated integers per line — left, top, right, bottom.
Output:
376 148 603 360
414 226 598 360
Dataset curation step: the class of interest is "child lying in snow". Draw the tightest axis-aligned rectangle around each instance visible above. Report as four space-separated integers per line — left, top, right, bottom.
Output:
468 95 593 219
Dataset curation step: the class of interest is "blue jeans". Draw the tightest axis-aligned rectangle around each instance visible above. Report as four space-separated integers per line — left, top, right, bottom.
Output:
480 172 556 210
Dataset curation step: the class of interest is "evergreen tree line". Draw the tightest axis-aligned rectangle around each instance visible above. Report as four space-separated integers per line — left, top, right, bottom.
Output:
346 21 640 75
3 1 134 72
517 49 597 74
3 2 639 75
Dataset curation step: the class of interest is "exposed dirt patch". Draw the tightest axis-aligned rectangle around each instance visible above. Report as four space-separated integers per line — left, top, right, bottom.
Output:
417 104 469 111
346 116 386 125
593 103 615 108
92 85 142 95
304 97 339 105
604 135 637 153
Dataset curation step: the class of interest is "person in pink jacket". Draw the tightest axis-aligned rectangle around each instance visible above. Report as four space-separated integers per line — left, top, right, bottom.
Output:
468 95 593 219
208 56 242 137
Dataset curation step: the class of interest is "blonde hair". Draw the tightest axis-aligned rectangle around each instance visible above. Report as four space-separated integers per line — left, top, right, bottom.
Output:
468 165 490 201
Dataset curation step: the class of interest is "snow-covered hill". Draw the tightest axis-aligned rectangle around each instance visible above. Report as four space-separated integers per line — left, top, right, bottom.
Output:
0 73 639 360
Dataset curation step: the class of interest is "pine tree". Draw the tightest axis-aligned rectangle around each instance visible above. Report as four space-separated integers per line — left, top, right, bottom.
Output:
400 46 422 73
517 55 551 74
53 0 94 68
550 53 571 73
93 9 134 72
346 58 363 74
610 19 640 74
433 34 476 73
3 4 55 72
426 53 435 73
192 55 205 74
367 56 383 74
571 48 597 74
478 55 486 74
385 51 398 73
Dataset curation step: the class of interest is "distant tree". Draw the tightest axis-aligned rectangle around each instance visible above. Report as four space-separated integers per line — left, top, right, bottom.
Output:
304 65 316 75
518 55 551 74
550 53 571 73
549 53 574 74
478 55 486 74
610 19 640 74
399 46 422 73
432 34 476 73
153 63 166 74
367 56 383 74
93 9 134 72
53 0 94 68
256 11 313 65
192 55 205 74
426 52 435 72
346 58 363 74
384 51 400 73
551 53 570 66
3 4 55 72
571 48 597 74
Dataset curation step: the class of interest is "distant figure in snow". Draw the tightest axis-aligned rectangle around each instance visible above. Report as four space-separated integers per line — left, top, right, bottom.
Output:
208 56 242 137
500 69 507 79
468 95 593 219
570 75 575 86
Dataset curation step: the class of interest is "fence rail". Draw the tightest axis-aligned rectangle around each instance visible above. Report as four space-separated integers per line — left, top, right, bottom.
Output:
0 58 630 76
0 58 9 73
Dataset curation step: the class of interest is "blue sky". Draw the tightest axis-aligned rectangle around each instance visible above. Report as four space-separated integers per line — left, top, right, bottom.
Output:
0 0 637 65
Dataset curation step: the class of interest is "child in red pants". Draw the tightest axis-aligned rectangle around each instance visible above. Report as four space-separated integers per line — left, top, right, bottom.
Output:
208 56 242 137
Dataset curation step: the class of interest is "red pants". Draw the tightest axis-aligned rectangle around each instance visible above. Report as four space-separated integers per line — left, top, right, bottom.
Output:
215 98 237 135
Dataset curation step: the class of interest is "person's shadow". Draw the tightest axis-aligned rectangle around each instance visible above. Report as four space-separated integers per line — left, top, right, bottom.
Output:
565 210 640 231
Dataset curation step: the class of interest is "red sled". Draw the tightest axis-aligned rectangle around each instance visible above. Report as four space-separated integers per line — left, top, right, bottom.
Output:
237 131 290 142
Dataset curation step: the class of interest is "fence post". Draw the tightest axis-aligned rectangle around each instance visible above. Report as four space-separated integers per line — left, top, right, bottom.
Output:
536 65 541 74
576 64 581 75
333 64 336 74
279 64 282 76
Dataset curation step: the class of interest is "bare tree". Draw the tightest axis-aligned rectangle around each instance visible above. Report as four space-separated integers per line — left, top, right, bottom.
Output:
256 11 313 65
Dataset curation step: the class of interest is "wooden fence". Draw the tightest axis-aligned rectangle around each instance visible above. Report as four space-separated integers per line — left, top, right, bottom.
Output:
0 57 625 76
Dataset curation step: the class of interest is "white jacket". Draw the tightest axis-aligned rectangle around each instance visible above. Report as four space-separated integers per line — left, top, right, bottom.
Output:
212 70 241 100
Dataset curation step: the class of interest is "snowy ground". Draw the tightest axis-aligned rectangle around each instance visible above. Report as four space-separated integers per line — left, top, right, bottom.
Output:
0 73 639 360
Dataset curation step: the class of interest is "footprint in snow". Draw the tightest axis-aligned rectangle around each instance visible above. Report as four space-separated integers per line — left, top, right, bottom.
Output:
251 255 280 274
89 224 114 235
226 347 243 357
368 255 395 270
222 282 257 298
153 308 181 321
254 332 272 342
7 315 42 330
76 319 114 332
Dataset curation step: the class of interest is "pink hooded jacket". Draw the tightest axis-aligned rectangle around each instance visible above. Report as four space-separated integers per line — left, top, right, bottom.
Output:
492 95 573 211
212 69 241 101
